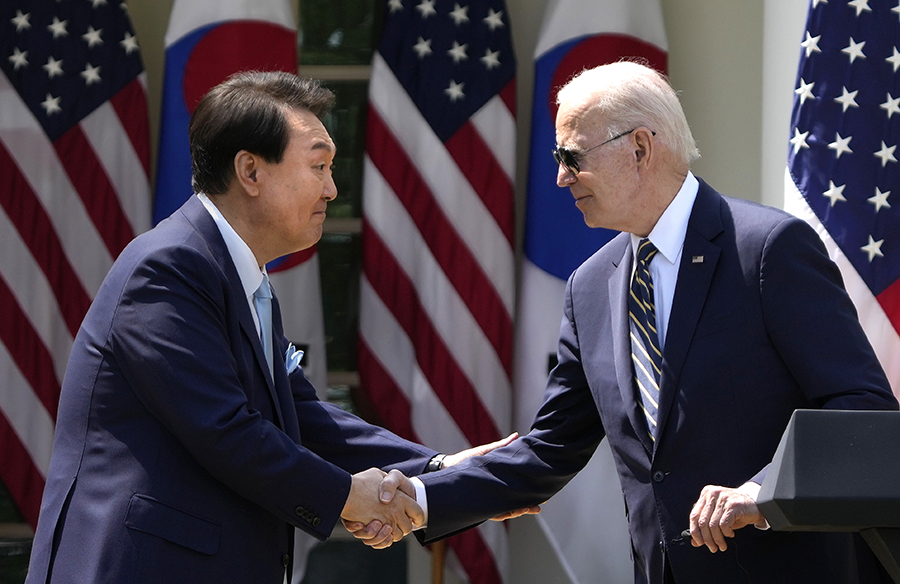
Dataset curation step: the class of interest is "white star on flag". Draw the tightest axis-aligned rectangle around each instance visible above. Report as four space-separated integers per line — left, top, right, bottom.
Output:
416 0 437 18
842 37 867 63
82 26 104 48
791 128 811 153
42 56 64 79
875 141 897 166
888 47 900 71
483 7 504 30
848 0 872 16
823 181 848 207
869 188 892 213
828 133 853 158
481 48 501 70
412 36 432 58
834 86 859 111
881 93 900 118
449 3 469 25
447 40 468 63
47 16 68 38
801 31 822 57
862 235 885 261
81 63 102 85
795 78 815 104
40 93 61 115
11 9 31 32
445 79 465 101
8 47 29 70
120 31 139 54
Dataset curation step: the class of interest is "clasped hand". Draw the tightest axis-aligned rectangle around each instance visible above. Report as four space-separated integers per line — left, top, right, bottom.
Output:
343 433 542 549
340 468 423 550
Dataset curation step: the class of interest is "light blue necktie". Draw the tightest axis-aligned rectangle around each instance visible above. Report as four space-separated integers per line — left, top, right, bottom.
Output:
254 273 274 378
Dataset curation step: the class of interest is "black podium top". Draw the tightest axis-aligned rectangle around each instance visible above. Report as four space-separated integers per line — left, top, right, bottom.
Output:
758 409 900 532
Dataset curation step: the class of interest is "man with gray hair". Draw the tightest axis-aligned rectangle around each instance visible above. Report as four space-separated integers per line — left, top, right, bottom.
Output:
365 61 897 583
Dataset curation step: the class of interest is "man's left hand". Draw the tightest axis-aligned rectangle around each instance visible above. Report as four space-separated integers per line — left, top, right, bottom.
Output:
688 484 765 553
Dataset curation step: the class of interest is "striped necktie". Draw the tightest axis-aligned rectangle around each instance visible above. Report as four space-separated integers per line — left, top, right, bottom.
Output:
254 274 274 379
629 239 662 441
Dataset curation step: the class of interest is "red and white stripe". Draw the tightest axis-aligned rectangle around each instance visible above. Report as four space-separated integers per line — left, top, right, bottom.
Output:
360 52 515 584
0 70 150 527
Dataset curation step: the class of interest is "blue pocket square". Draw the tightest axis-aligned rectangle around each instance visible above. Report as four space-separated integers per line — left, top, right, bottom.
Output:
285 343 304 374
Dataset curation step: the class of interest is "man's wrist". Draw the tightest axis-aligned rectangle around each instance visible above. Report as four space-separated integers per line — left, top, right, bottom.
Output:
410 477 428 529
425 454 445 473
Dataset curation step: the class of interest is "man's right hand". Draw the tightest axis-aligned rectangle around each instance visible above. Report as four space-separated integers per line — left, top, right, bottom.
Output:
340 468 423 549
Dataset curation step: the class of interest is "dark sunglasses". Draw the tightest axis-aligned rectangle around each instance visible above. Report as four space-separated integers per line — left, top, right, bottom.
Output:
552 128 655 175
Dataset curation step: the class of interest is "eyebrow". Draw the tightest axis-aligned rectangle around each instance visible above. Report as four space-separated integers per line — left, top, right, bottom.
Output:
310 140 334 153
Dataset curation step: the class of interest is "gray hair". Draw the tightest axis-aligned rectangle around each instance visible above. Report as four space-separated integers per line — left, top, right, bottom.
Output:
556 61 700 167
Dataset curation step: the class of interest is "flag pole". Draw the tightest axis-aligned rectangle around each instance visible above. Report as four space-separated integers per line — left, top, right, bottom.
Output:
431 539 446 584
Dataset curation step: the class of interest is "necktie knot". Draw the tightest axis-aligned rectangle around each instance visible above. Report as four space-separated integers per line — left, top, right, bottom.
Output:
255 274 272 300
637 239 658 266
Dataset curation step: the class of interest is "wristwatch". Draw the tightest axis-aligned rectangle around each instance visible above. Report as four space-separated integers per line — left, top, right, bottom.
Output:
425 454 446 473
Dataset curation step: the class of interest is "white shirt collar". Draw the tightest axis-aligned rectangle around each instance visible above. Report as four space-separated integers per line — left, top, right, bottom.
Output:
198 193 265 299
630 171 699 264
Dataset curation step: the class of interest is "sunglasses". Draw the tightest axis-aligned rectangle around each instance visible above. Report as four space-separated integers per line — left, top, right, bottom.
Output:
552 128 655 175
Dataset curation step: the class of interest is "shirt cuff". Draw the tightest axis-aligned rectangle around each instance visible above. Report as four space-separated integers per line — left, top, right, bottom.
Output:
737 481 770 530
411 476 428 529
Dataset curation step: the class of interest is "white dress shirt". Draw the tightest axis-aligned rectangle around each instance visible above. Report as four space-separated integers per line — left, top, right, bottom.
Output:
629 172 698 351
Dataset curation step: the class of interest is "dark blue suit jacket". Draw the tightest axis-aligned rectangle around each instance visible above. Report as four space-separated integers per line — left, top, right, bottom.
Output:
26 195 435 584
419 180 897 583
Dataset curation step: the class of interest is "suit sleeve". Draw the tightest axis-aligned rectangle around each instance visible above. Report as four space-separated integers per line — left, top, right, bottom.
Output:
110 245 356 539
748 217 898 485
417 272 606 543
286 366 436 477
759 217 896 410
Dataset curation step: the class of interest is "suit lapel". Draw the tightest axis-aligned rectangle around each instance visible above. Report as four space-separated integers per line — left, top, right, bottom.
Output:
655 182 724 445
269 290 292 436
180 196 287 431
610 241 655 455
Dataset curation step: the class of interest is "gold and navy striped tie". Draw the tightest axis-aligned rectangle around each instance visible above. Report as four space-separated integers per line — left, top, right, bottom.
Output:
629 239 662 442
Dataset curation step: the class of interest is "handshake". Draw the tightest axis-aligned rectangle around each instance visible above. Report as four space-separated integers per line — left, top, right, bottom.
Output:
339 433 541 549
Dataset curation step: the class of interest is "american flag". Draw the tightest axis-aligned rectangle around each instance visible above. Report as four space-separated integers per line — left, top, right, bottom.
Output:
785 0 900 394
359 0 516 581
0 0 149 527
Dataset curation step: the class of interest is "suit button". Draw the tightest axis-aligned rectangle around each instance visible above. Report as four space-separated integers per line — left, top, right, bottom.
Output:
653 471 665 483
282 554 290 567
312 517 321 527
295 506 304 517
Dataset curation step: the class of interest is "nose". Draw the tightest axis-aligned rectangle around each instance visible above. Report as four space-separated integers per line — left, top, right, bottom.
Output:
323 172 337 202
557 164 576 187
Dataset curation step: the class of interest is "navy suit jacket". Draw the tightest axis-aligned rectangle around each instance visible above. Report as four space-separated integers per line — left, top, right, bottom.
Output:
419 180 897 584
26 196 435 584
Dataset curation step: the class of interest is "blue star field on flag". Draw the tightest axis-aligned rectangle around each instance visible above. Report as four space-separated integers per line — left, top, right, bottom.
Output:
1 0 144 142
378 0 515 142
788 0 900 299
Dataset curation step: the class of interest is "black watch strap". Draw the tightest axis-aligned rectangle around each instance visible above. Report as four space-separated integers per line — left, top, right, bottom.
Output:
425 454 446 473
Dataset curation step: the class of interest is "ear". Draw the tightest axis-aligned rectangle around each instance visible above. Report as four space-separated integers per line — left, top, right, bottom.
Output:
632 127 655 168
233 150 262 197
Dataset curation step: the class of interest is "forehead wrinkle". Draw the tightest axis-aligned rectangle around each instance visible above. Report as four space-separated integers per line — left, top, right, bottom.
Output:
310 140 335 154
